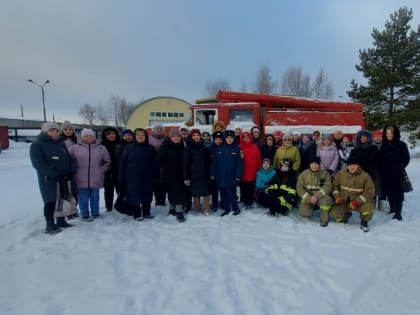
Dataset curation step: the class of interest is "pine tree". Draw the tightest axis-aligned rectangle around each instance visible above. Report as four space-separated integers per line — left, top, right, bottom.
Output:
348 7 420 130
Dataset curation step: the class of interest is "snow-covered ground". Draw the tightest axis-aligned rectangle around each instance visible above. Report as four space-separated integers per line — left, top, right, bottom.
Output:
0 141 419 315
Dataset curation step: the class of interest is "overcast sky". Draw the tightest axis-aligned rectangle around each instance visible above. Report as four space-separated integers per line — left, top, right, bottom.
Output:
1 0 419 123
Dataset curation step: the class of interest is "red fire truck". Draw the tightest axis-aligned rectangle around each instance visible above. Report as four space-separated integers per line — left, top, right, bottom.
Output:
188 91 365 136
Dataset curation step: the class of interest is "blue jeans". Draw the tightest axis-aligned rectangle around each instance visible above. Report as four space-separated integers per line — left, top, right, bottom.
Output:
78 188 100 217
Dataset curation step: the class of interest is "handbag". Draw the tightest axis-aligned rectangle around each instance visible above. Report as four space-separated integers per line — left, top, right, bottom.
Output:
54 180 77 217
401 168 413 193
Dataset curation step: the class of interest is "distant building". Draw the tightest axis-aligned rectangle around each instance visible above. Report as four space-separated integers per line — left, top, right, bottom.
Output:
127 97 191 130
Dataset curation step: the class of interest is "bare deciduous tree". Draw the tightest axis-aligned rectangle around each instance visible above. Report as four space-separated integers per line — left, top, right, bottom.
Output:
312 69 334 99
281 66 312 97
204 80 230 96
118 100 136 127
96 101 110 126
79 103 96 126
254 64 277 94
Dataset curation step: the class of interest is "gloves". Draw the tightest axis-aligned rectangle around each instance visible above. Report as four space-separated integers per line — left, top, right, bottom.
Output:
184 179 191 186
349 199 360 210
335 195 343 205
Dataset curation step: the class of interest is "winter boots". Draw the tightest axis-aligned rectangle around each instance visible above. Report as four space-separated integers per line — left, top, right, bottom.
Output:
390 200 403 221
360 220 369 232
56 217 73 228
175 204 185 222
45 219 62 235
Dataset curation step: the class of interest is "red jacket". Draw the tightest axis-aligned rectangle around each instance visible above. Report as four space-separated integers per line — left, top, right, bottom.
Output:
239 132 261 181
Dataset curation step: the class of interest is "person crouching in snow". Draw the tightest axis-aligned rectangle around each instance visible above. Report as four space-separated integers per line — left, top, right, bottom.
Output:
255 158 276 208
210 130 243 216
69 128 111 221
297 156 333 226
329 156 375 232
119 128 156 221
264 158 297 216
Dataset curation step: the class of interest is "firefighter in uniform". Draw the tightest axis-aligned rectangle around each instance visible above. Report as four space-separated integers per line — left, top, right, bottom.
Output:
297 156 333 226
330 155 375 232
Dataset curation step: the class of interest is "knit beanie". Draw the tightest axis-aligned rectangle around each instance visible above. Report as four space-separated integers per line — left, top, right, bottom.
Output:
81 128 95 137
41 122 59 133
61 120 74 130
121 129 133 136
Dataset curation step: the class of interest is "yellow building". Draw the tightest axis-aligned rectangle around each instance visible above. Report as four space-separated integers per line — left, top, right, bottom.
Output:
126 96 191 130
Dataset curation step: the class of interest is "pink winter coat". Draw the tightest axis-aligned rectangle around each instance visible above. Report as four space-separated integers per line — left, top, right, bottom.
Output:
317 143 339 176
69 142 111 188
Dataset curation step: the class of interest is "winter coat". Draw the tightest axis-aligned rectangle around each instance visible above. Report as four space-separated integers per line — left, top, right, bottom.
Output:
332 167 375 206
350 129 378 178
30 132 76 203
119 132 156 206
183 139 212 196
69 141 111 188
273 144 301 172
378 125 410 201
317 142 339 176
239 132 261 181
210 143 244 189
101 127 120 179
158 138 186 204
256 166 276 191
60 132 77 150
299 140 317 172
297 168 332 202
338 142 354 170
260 139 276 163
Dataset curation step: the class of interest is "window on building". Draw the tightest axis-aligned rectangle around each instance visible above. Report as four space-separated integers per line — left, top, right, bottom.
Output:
162 112 167 117
168 112 174 117
150 112 155 117
156 112 162 117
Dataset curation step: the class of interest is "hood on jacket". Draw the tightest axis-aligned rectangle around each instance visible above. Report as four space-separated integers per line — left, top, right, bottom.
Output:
133 128 149 144
382 124 401 143
101 126 120 145
355 129 372 147
240 131 252 146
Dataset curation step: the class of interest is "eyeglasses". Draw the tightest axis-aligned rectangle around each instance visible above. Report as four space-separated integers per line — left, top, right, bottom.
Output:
283 139 291 142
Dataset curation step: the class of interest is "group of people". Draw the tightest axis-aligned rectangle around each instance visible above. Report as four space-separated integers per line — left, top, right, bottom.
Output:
30 119 410 235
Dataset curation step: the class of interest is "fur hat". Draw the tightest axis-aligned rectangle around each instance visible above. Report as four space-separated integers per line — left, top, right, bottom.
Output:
309 156 321 165
61 120 74 130
81 128 95 137
41 122 59 133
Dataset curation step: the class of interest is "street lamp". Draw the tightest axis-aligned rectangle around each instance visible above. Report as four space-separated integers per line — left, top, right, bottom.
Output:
28 79 50 122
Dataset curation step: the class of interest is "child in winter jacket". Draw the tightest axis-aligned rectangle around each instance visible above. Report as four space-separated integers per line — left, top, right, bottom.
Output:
69 128 111 221
255 158 276 208
264 158 297 216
